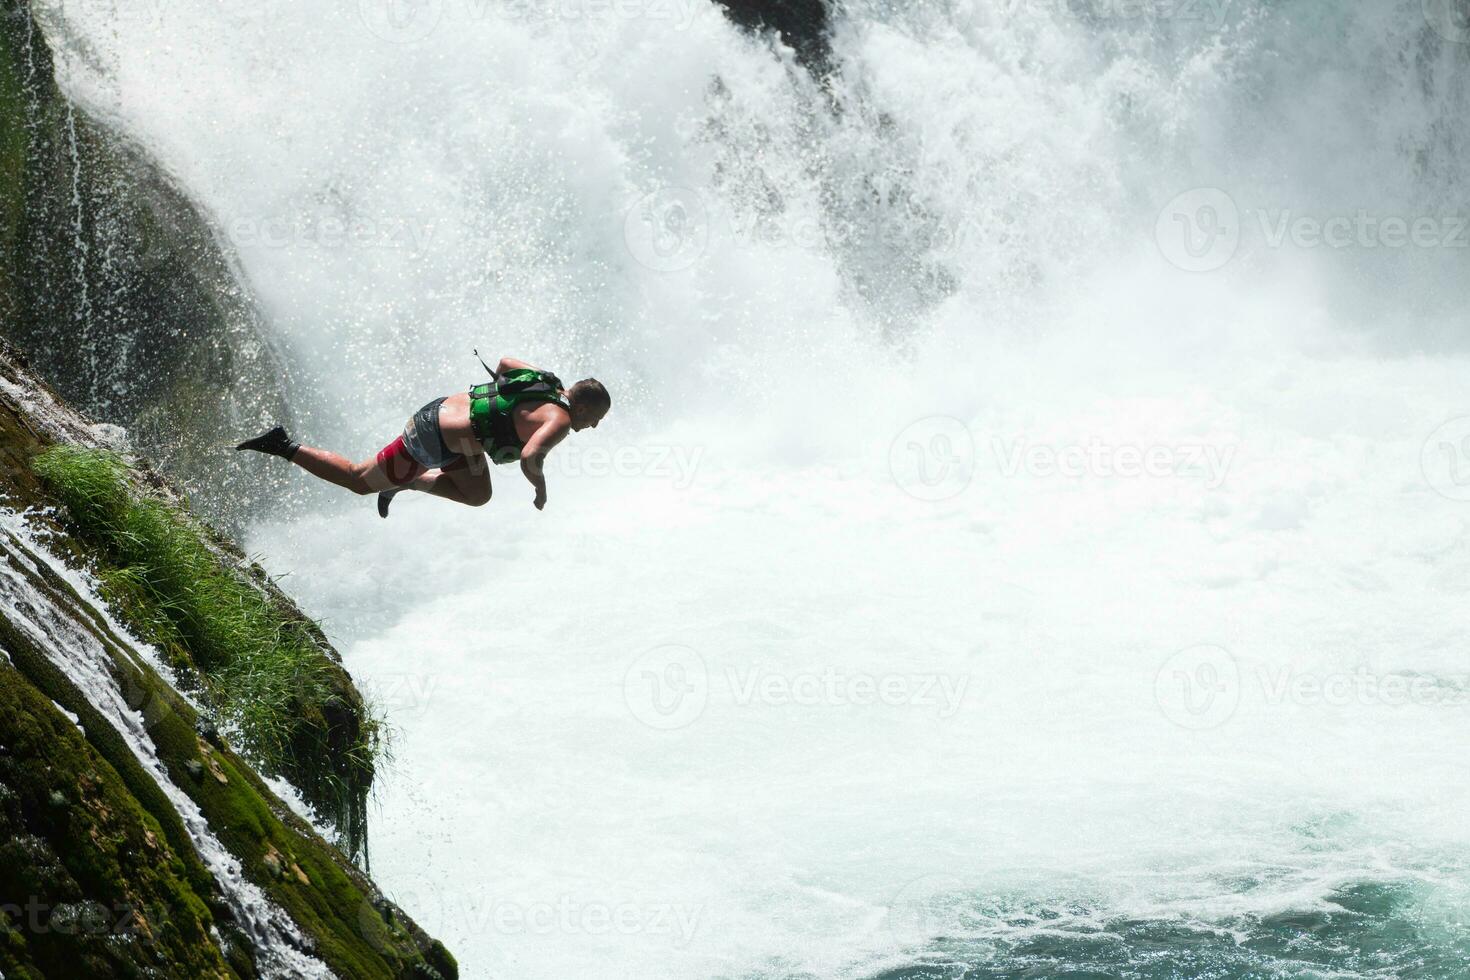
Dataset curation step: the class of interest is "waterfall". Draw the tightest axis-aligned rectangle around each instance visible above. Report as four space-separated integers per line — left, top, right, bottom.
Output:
37 0 1470 976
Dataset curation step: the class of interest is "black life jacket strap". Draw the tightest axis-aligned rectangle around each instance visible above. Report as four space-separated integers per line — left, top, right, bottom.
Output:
473 348 499 383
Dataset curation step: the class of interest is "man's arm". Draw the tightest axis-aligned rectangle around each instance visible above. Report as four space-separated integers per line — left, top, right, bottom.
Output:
519 419 569 510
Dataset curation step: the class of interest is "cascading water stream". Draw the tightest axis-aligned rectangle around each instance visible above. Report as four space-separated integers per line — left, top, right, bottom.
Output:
60 104 94 331
0 509 333 979
32 0 1470 976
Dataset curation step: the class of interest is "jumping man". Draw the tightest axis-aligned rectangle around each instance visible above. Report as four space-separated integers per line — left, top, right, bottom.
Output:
235 356 611 518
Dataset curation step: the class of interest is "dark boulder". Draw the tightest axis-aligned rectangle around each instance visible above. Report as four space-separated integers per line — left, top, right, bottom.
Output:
709 0 833 72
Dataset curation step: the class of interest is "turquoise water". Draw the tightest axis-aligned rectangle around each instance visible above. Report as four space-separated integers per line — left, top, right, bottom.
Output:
875 880 1469 979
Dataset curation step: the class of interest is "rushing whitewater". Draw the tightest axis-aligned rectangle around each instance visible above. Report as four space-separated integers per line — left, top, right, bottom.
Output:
38 0 1470 976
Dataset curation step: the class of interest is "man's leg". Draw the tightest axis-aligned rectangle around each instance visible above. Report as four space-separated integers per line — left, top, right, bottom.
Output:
292 445 396 494
406 459 492 506
379 455 490 517
237 425 400 494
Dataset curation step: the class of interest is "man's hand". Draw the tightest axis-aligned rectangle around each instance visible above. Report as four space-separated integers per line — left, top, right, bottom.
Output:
521 418 568 514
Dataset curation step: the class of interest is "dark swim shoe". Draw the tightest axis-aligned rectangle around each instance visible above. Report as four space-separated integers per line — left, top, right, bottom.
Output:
235 425 300 460
377 489 401 519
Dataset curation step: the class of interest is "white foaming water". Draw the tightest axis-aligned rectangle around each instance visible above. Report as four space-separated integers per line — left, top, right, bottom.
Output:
40 0 1470 976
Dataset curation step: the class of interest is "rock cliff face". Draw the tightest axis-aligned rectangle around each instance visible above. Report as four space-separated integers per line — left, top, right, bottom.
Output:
0 0 291 532
0 2 455 972
0 340 457 979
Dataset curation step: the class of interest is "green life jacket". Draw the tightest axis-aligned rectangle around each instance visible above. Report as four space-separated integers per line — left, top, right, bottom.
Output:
468 368 569 464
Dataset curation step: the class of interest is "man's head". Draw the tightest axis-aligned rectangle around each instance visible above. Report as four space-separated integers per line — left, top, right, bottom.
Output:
567 378 611 431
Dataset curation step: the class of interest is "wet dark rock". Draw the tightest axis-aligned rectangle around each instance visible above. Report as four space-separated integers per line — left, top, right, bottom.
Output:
0 0 291 532
0 7 463 964
708 0 832 73
195 717 220 746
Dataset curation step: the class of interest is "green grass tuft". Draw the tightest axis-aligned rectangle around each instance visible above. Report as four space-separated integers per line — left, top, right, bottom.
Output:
32 444 378 861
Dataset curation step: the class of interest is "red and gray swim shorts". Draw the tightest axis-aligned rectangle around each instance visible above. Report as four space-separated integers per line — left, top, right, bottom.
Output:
376 396 467 486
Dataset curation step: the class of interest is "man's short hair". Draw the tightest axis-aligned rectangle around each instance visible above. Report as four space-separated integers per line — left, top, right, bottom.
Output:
569 378 611 413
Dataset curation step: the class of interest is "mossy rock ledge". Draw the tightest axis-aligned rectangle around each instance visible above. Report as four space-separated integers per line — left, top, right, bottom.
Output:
0 344 456 980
